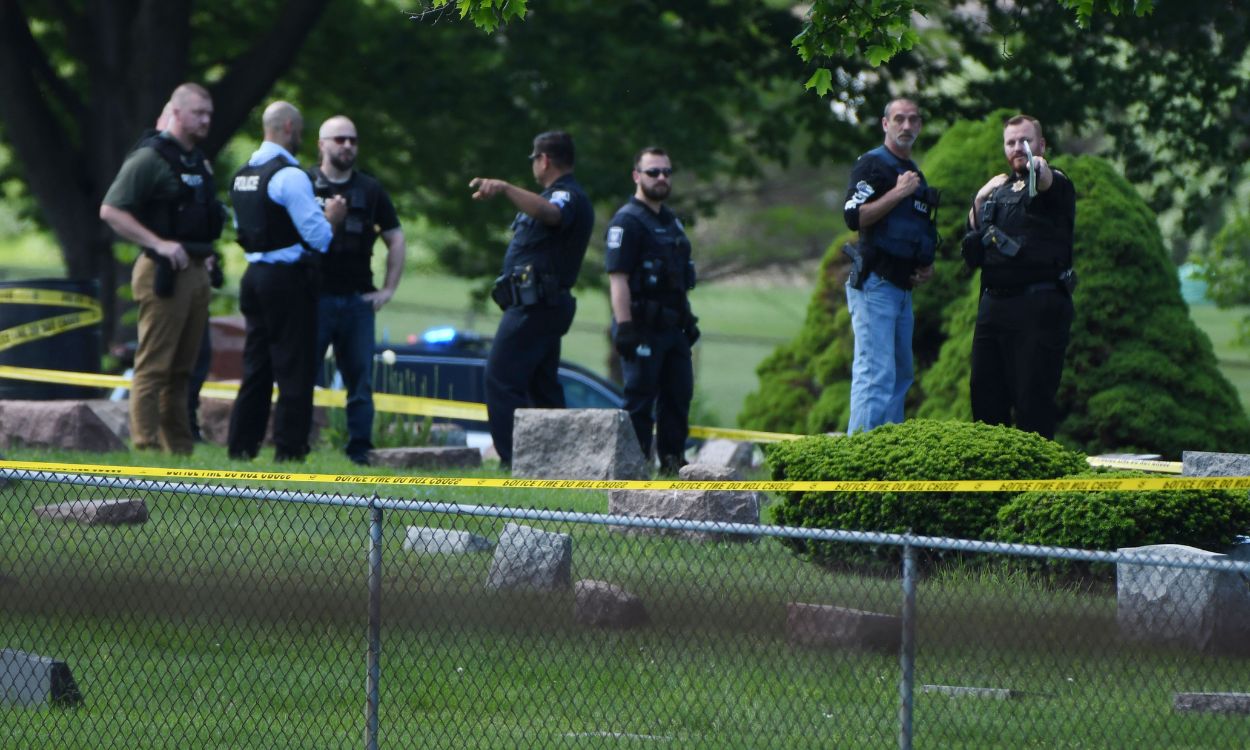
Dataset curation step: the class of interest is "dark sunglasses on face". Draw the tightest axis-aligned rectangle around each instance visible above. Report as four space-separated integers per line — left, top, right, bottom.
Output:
328 135 357 145
528 152 544 162
640 167 673 178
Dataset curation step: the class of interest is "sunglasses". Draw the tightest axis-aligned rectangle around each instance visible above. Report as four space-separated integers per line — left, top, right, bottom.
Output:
640 167 673 178
528 152 545 162
327 135 358 145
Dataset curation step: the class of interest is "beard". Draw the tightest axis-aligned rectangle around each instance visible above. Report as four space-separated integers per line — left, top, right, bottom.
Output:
329 152 356 171
640 181 670 202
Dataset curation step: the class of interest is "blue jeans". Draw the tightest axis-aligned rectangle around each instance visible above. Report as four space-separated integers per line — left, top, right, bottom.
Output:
316 294 376 459
845 273 913 433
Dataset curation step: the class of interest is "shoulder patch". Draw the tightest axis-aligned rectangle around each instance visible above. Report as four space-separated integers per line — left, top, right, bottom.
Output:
606 226 624 250
550 190 571 207
844 180 875 212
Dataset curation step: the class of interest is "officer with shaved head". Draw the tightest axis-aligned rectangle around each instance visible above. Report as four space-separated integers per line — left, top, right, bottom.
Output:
308 115 406 465
227 101 347 462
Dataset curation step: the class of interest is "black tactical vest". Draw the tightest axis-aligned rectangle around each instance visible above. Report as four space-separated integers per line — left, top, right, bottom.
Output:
979 171 1073 287
309 170 379 294
614 201 695 308
139 134 224 243
231 157 306 253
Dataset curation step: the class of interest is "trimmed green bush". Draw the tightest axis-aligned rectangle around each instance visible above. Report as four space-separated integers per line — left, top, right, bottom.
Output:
995 472 1250 553
767 420 1087 565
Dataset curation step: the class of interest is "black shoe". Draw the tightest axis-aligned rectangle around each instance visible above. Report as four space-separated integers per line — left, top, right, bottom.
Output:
659 455 687 477
349 453 371 467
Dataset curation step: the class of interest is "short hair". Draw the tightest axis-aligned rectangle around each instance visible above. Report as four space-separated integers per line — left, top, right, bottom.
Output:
262 101 302 132
170 83 211 107
1005 114 1044 142
883 98 920 120
633 146 669 169
531 131 575 169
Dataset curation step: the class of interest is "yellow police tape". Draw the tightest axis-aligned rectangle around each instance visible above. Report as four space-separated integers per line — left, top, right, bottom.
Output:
0 364 788 442
0 288 103 354
0 459 1241 492
1084 457 1182 474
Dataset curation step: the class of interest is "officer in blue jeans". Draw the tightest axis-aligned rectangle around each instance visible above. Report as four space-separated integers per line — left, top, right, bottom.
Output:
841 98 939 433
309 116 406 465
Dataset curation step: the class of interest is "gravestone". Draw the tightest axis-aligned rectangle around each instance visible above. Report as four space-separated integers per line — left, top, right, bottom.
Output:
486 522 572 591
1 649 82 707
693 439 755 473
0 400 125 452
34 499 148 526
512 409 648 479
608 463 761 542
369 447 481 470
574 579 649 629
403 526 493 555
785 602 901 652
1116 543 1250 655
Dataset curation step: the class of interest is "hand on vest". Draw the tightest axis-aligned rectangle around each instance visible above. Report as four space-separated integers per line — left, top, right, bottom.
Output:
614 321 641 361
324 195 348 227
909 264 934 287
685 322 701 347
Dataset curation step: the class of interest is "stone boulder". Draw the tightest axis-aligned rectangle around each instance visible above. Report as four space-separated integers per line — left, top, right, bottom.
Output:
608 463 761 542
574 579 649 629
693 439 755 473
403 526 493 554
34 499 149 526
1173 692 1250 715
786 602 902 652
199 398 325 446
486 522 572 591
0 400 126 453
369 446 481 470
84 399 130 441
1182 451 1250 478
512 409 648 480
1116 543 1250 655
1 649 82 707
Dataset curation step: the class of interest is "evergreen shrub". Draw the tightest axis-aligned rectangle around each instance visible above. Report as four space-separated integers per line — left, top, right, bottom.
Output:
767 419 1086 566
995 472 1250 553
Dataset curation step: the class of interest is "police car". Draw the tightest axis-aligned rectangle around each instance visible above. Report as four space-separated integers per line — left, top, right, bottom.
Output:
357 327 624 428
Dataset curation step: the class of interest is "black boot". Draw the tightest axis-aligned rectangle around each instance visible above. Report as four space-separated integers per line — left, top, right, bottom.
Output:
658 454 686 477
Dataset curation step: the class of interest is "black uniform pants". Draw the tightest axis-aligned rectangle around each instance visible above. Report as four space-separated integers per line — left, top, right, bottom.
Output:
969 288 1074 440
484 294 576 465
619 324 693 461
228 261 320 461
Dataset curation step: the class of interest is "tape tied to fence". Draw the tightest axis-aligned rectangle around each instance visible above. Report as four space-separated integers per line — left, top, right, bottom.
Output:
0 288 103 353
0 459 1242 492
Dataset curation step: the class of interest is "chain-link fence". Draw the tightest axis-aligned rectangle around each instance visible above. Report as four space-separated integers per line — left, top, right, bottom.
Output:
4 468 1250 748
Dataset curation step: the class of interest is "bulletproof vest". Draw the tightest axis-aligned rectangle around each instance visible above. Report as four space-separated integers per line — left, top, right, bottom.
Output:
615 201 695 304
230 157 306 253
309 170 377 256
139 134 224 243
861 145 938 266
501 174 593 290
979 173 1072 280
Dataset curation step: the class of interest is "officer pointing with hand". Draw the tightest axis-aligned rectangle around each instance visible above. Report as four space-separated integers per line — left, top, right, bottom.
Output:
606 147 698 475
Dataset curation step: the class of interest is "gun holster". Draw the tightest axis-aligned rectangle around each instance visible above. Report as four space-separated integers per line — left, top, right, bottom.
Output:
981 224 1021 258
142 248 176 298
842 241 874 291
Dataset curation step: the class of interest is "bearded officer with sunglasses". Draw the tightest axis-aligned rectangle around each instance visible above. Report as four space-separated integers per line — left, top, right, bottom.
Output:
606 148 699 476
308 116 406 465
470 131 594 468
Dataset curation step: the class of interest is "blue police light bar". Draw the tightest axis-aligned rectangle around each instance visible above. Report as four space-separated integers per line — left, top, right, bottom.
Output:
421 326 458 345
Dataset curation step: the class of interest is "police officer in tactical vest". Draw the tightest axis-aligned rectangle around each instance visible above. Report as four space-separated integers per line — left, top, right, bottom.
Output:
963 114 1076 440
227 101 346 462
606 147 699 475
101 83 224 454
470 131 594 468
842 98 939 434
309 115 406 466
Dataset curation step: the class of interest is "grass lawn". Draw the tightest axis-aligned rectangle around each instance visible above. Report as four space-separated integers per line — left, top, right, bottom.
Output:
3 446 1250 748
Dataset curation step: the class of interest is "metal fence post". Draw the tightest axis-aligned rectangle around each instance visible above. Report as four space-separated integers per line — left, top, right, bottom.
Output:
899 538 917 750
365 499 384 750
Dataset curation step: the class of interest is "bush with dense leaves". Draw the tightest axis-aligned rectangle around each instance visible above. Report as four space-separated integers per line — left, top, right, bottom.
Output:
995 472 1250 553
767 420 1087 565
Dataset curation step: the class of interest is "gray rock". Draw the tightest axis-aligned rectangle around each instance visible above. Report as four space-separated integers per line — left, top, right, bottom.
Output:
694 439 755 472
84 399 130 440
1182 451 1250 477
1 649 82 707
1116 544 1250 655
921 685 1031 700
574 579 649 629
512 409 648 480
403 526 493 554
486 522 572 591
199 398 325 447
369 446 482 470
34 499 148 526
0 400 126 453
426 422 468 447
1173 692 1250 715
608 463 761 542
786 602 901 652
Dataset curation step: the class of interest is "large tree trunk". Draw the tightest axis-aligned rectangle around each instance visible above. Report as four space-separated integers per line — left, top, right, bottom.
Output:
0 0 331 351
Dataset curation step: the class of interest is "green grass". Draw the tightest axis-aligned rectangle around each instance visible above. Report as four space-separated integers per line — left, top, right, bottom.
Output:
3 446 1250 748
